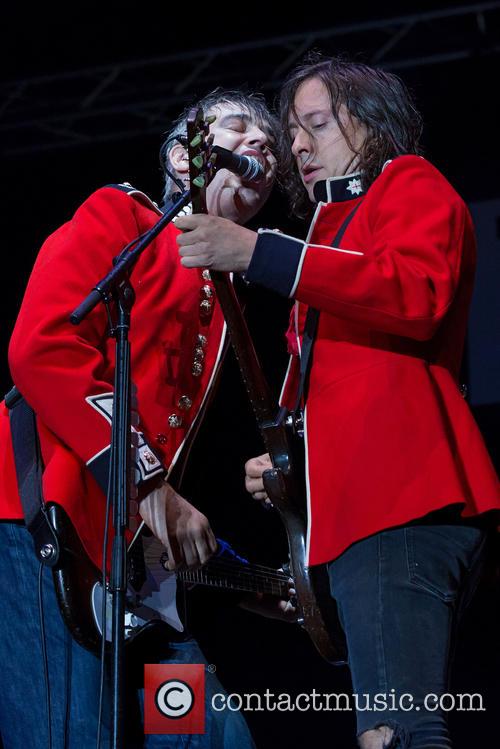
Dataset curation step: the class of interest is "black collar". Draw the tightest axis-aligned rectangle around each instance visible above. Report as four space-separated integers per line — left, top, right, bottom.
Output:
313 173 365 204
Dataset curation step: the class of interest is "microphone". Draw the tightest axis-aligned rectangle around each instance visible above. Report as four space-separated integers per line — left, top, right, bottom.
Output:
211 146 264 182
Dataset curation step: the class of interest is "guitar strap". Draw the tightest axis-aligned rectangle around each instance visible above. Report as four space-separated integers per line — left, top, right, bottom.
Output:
4 386 60 566
293 199 364 416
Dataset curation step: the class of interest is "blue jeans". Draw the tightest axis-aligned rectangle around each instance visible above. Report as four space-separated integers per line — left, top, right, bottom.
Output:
0 521 255 749
327 511 490 748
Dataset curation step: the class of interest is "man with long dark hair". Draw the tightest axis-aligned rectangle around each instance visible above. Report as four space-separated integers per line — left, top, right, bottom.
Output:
176 56 500 748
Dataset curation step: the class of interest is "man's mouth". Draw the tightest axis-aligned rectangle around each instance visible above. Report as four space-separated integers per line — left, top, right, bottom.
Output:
301 164 322 184
241 148 267 171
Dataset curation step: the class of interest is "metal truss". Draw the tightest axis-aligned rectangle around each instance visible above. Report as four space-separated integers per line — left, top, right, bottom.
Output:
2 2 499 157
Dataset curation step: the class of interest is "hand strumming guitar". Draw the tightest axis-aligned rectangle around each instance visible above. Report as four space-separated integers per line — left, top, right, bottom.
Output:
139 481 217 571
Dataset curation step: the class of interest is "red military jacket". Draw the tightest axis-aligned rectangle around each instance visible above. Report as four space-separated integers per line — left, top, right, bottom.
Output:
246 156 500 566
0 186 226 570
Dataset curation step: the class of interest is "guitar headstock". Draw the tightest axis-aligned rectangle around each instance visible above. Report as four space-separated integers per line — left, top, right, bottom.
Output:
186 107 216 215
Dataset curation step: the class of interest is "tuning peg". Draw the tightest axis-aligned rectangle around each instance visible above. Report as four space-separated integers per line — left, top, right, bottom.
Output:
207 133 214 146
192 154 204 169
206 115 216 125
193 175 205 188
209 153 217 166
190 133 202 148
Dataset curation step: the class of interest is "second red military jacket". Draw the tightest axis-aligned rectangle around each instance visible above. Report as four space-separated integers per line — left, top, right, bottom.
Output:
246 156 500 566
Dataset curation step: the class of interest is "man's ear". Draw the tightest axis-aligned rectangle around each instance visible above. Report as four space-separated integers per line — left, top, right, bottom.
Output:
169 142 189 176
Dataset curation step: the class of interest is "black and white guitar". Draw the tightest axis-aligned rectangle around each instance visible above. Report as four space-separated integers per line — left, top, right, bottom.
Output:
48 503 291 654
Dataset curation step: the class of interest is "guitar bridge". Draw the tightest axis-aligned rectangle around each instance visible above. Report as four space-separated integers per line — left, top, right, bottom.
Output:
285 410 304 439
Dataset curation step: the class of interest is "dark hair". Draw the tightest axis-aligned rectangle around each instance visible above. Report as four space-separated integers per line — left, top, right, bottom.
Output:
278 53 423 217
159 88 278 205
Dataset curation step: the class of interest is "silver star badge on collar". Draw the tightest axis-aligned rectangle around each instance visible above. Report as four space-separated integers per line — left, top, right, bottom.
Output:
346 178 363 196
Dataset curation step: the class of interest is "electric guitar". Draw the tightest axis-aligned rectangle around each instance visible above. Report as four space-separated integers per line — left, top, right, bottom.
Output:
185 108 347 665
48 502 291 654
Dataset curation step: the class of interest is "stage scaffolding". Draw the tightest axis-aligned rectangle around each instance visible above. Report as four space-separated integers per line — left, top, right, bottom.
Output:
2 2 499 156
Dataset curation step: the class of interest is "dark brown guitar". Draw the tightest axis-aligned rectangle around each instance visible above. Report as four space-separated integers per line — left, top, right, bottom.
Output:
186 108 347 665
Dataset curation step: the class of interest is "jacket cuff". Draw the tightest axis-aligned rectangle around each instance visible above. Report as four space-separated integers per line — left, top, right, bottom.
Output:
87 437 165 495
85 392 165 494
246 229 306 298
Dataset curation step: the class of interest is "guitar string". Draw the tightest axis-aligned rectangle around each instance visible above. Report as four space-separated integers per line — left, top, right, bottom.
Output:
134 570 287 593
141 552 293 578
189 571 290 587
176 566 289 584
144 562 291 587
144 557 291 580
144 566 289 585
177 577 288 593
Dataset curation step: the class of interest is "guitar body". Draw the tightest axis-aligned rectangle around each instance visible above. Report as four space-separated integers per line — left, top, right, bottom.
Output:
48 504 174 655
261 431 347 665
48 502 104 653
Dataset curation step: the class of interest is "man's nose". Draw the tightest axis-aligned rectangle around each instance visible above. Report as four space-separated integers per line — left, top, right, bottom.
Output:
291 128 311 157
244 125 269 149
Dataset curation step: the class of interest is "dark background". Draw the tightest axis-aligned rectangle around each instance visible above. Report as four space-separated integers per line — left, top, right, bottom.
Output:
1 3 499 746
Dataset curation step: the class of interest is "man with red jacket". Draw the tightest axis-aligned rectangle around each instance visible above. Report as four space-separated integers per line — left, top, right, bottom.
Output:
176 58 500 748
0 90 277 748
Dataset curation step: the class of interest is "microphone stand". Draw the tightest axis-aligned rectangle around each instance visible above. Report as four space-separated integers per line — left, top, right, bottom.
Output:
70 188 190 749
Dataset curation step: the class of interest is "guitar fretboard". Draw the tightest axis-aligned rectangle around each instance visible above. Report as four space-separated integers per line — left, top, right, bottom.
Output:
178 559 289 597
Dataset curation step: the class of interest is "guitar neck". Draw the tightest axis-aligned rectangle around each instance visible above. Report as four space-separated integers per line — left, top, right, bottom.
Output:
211 271 277 424
178 558 289 598
187 108 277 427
